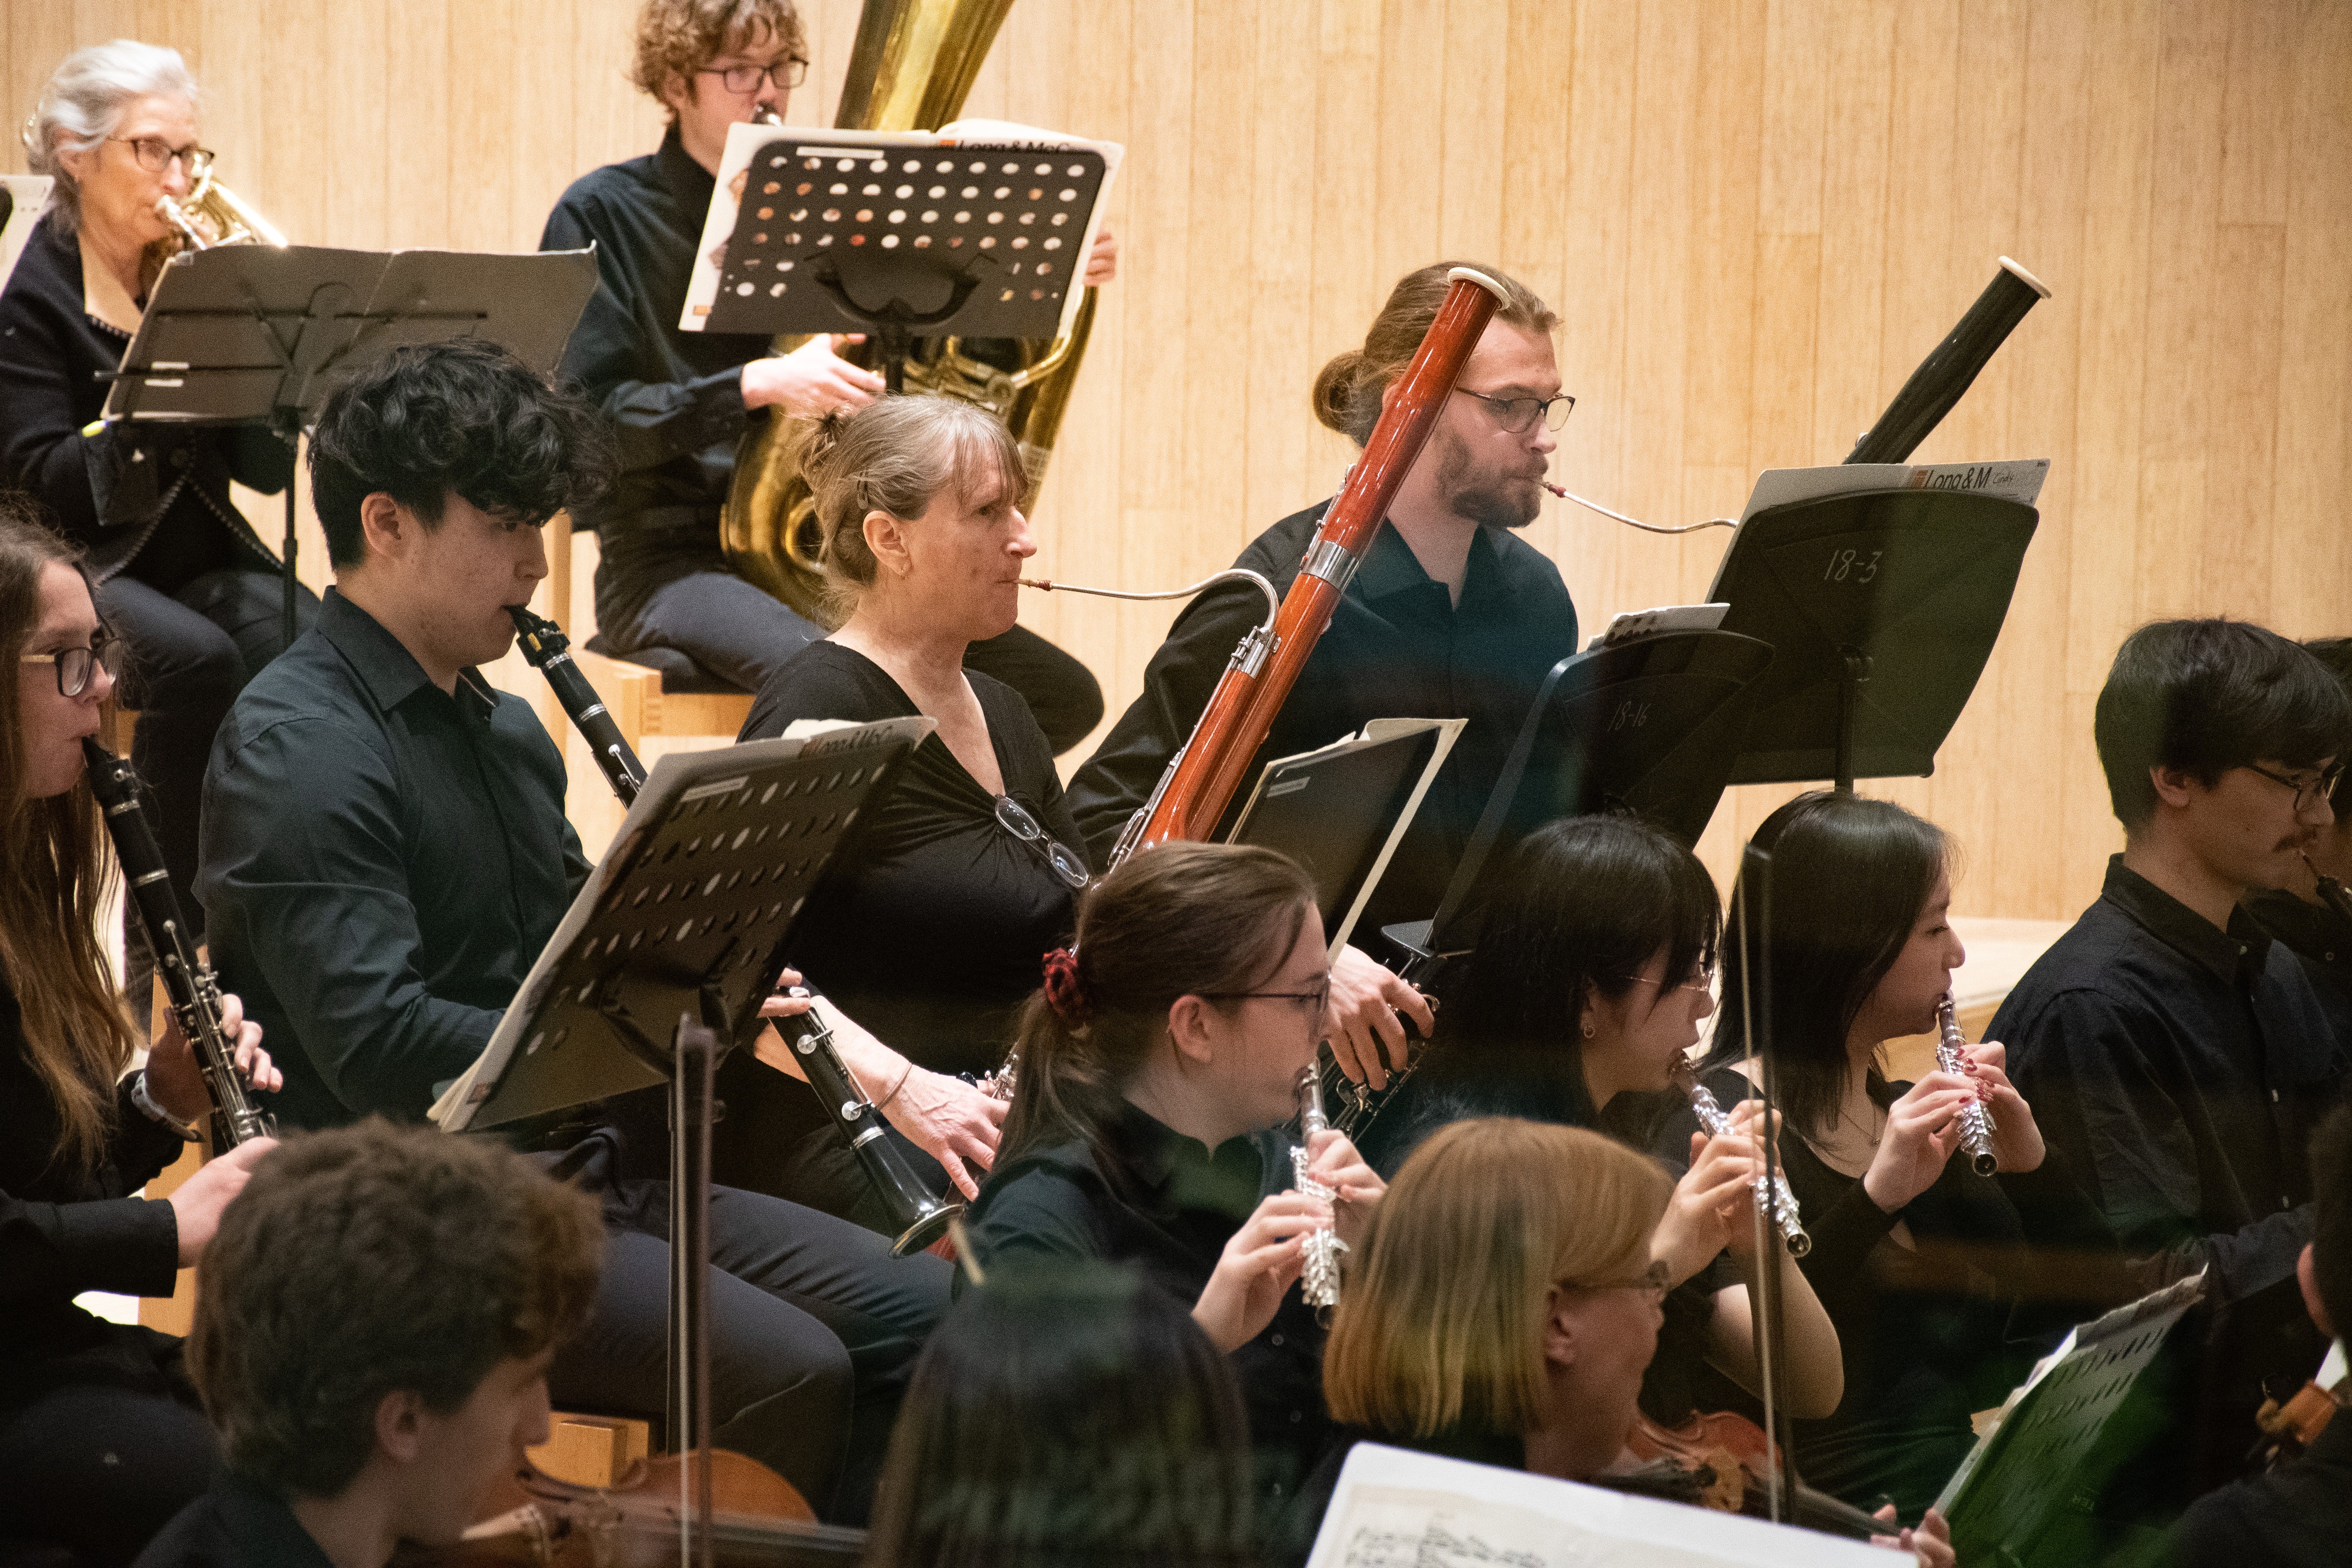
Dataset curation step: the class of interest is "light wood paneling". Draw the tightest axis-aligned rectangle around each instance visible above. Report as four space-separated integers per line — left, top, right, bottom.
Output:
9 0 2351 919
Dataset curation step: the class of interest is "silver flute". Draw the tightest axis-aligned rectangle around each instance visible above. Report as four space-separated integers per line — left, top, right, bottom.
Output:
1937 994 2000 1176
1675 1063 1809 1257
1292 1065 1347 1309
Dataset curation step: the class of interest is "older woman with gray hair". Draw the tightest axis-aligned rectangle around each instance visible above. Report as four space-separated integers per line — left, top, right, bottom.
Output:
723 395 1075 1230
0 39 318 978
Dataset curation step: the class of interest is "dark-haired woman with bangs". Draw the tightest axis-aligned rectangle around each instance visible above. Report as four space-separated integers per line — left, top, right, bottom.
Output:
1356 813 1843 1434
965 841 1387 1518
1664 789 2104 1524
0 499 282 1565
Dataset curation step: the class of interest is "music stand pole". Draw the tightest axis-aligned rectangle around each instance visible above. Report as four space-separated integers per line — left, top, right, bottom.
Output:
670 1013 717 1568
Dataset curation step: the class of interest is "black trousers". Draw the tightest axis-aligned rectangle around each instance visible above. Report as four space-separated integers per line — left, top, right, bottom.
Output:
593 533 1104 753
98 566 319 939
547 1138 949 1524
0 1326 217 1568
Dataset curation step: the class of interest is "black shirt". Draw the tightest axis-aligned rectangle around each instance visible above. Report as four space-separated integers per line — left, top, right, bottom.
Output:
1067 507 1580 945
1655 1065 2099 1519
541 128 765 553
2164 1403 2352 1568
196 589 588 1130
2246 885 2352 1039
1992 857 2348 1298
1 973 185 1360
131 1470 335 1568
739 641 1080 1075
966 1101 1332 1508
0 210 287 583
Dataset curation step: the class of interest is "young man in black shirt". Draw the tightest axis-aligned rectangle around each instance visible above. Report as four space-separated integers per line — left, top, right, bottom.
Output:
2246 637 2352 1027
134 1120 604 1568
540 0 1111 748
2166 1102 2352 1568
195 339 945 1521
1068 260 1579 1087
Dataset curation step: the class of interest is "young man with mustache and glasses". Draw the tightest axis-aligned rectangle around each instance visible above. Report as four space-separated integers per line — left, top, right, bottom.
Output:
1068 261 1580 1100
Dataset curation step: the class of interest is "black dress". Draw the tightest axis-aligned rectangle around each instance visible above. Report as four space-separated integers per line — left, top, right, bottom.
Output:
0 971 218 1566
964 1100 1334 1524
725 641 1082 1223
1356 1051 1731 1430
1653 1065 2111 1522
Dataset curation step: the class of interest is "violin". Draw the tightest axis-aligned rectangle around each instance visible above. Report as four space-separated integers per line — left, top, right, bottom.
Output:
407 1449 864 1567
1622 1410 1893 1541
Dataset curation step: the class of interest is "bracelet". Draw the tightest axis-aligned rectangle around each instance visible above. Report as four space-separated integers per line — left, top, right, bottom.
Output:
875 1062 915 1113
130 1070 202 1142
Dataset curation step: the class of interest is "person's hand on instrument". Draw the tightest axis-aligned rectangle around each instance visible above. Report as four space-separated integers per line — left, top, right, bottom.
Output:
1872 1504 1953 1568
1323 944 1433 1092
145 991 278 1128
740 333 885 416
1192 1190 1323 1352
755 975 1003 1198
1303 1127 1385 1249
1861 1072 1974 1213
1083 226 1120 286
168 1136 277 1266
1657 1108 1769 1282
1958 1038 2045 1173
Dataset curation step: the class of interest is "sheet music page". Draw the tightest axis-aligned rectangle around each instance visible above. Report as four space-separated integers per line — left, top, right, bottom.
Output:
1306 1445 1887 1568
1737 459 2050 523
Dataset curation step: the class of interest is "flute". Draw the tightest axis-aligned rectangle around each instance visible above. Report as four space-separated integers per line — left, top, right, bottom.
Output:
1292 1065 1347 1310
82 740 275 1148
1674 1063 1810 1257
1937 995 1999 1176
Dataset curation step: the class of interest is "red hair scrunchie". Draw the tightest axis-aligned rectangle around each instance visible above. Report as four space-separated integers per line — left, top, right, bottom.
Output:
1041 947 1092 1030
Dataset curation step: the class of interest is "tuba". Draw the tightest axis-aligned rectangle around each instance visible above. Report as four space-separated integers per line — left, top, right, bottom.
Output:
720 0 1099 626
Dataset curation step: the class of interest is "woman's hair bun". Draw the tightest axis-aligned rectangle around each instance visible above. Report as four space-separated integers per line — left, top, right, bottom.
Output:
795 406 854 481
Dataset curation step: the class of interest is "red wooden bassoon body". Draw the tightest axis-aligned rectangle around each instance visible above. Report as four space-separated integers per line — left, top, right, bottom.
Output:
1122 267 1508 855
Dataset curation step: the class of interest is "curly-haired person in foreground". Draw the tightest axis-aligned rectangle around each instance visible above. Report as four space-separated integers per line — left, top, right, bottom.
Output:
193 338 951 1522
131 1119 604 1568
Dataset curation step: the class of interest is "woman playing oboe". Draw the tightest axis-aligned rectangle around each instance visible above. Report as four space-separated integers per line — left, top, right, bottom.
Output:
964 841 1385 1518
1359 814 1842 1428
0 501 279 1566
1666 790 2109 1523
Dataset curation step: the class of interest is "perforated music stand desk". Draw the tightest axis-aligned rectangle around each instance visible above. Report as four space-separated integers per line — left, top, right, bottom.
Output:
1704 488 2037 791
686 127 1115 387
99 244 600 643
1381 627 1775 969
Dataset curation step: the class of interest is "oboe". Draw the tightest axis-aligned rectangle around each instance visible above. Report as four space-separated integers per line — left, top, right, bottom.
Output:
1937 995 1999 1176
82 740 275 1148
770 988 960 1255
1291 1065 1346 1310
1674 1063 1809 1257
507 605 646 804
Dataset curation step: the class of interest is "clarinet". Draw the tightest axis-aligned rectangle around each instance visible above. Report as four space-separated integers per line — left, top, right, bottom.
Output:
1937 994 2000 1176
2301 851 2352 928
81 740 275 1148
770 988 961 1255
1291 1065 1347 1311
1674 1063 1809 1257
506 605 646 804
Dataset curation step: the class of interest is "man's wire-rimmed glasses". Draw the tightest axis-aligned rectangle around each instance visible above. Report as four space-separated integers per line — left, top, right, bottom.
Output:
1454 387 1575 434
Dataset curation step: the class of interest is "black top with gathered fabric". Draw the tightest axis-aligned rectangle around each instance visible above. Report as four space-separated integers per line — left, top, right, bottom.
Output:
738 640 1081 1075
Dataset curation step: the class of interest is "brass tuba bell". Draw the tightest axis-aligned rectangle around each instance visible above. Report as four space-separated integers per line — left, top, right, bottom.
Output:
719 0 1100 628
142 152 285 294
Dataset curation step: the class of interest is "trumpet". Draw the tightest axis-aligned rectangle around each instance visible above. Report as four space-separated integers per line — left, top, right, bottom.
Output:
1936 995 1999 1176
1291 1065 1346 1312
1674 1062 1809 1257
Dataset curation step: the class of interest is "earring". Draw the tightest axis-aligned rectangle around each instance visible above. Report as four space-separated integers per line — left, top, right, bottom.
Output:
1581 1021 1597 1040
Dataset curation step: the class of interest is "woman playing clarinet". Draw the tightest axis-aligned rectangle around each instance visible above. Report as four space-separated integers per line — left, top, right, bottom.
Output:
0 499 278 1566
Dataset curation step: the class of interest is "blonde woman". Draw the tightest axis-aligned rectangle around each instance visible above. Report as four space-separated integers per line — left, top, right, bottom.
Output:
1305 1119 1952 1567
724 396 1070 1228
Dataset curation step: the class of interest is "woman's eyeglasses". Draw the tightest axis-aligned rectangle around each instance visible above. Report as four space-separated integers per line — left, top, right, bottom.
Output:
1614 959 1716 995
20 638 124 697
1194 978 1333 1022
1574 1258 1671 1305
993 795 1091 889
110 137 212 175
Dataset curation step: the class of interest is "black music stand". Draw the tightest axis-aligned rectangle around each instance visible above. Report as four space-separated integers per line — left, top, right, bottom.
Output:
1703 488 2038 791
101 244 599 645
691 131 1112 389
1380 627 1775 971
432 720 931 1471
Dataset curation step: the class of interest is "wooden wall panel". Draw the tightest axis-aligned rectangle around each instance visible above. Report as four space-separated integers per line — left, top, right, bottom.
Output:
7 0 2351 921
